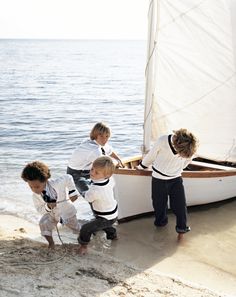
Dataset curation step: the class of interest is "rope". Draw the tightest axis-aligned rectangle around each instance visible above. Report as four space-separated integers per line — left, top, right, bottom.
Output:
0 225 69 267
0 248 68 267
0 191 82 267
56 224 64 245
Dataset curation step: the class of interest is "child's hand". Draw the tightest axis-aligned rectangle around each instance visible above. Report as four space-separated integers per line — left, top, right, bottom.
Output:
47 202 56 209
70 194 79 202
116 159 124 168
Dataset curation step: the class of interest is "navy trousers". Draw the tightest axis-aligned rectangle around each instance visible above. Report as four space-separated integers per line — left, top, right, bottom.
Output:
152 176 188 233
78 217 117 245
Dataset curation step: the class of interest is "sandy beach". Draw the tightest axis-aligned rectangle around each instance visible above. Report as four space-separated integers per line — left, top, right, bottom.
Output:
1 198 236 297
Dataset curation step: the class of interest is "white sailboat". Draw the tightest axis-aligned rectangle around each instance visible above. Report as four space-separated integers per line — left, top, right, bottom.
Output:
114 0 236 221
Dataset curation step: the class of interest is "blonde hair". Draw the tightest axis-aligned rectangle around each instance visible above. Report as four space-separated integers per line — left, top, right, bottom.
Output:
93 156 115 178
172 128 198 158
21 161 51 182
90 122 111 140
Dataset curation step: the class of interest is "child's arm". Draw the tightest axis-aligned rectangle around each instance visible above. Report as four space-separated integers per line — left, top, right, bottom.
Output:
32 193 47 214
110 151 124 168
183 157 193 169
64 174 80 202
83 187 97 203
136 139 161 169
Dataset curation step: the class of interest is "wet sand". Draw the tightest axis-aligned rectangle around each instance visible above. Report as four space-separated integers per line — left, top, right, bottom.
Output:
0 197 235 296
108 197 236 296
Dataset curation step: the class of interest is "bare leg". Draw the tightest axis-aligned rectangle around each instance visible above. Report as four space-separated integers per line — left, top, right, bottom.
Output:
177 233 184 241
78 244 88 255
44 235 55 249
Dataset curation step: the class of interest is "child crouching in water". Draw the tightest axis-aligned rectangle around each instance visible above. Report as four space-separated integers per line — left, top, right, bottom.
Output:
78 156 118 255
21 161 81 249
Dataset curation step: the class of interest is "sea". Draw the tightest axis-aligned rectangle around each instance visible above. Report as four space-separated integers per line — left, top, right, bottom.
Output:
0 39 146 223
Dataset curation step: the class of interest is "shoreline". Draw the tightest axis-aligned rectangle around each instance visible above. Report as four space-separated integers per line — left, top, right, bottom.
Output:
1 201 236 297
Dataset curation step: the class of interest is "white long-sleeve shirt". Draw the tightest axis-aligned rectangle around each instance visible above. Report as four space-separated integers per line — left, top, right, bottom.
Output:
84 177 118 220
68 139 113 170
137 134 192 180
32 174 79 221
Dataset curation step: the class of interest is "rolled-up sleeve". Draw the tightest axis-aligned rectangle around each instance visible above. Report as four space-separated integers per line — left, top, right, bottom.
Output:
65 174 79 197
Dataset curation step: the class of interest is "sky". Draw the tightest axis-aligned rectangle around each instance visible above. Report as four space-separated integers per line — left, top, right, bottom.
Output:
0 0 148 40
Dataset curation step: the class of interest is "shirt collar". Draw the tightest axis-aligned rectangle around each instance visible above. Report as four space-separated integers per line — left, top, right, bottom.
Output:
91 178 109 186
168 134 178 155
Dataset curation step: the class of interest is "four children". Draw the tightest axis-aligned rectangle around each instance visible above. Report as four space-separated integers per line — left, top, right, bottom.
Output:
21 123 198 253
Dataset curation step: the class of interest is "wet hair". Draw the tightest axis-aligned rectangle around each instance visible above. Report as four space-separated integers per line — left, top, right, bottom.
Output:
90 122 111 140
172 128 198 158
92 156 115 178
21 161 51 182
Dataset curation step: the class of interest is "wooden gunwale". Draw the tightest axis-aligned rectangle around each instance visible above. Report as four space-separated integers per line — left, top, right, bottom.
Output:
114 167 236 178
115 156 236 178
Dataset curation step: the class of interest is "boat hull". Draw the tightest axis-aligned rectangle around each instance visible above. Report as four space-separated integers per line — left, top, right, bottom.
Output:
114 160 236 221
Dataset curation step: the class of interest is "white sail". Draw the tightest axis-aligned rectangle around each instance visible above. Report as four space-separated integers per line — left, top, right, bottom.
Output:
144 0 236 162
114 0 236 221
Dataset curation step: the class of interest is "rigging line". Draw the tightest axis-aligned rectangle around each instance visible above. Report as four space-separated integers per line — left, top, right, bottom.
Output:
145 41 157 77
143 94 154 127
156 72 236 119
148 0 154 16
144 0 159 127
145 0 157 76
224 140 236 162
159 0 206 31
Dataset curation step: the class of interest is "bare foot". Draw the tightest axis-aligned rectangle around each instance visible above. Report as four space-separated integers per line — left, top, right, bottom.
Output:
78 245 88 255
48 243 55 249
177 233 184 242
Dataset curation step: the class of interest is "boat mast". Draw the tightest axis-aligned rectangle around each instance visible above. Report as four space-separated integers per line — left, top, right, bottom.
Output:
143 0 159 154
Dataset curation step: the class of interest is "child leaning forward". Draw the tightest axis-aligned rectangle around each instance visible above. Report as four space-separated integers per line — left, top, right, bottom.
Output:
67 122 123 197
78 156 118 255
136 128 198 240
21 161 81 249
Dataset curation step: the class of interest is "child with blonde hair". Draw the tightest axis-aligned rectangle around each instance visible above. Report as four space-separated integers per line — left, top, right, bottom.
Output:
137 128 198 240
67 122 123 196
78 156 118 255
